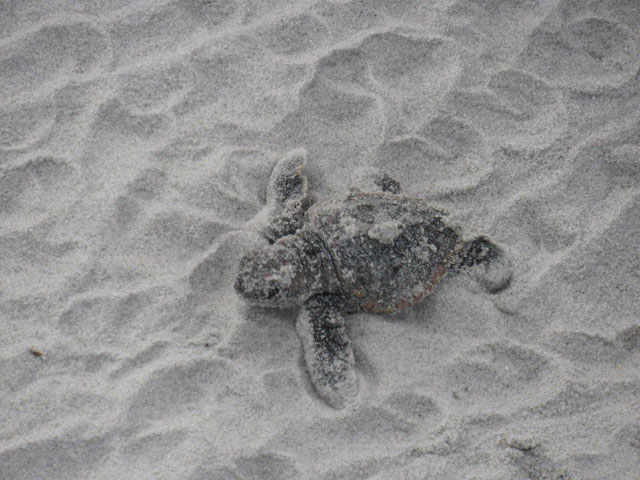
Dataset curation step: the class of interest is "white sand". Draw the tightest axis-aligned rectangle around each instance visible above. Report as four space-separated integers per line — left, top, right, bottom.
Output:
1 1 639 478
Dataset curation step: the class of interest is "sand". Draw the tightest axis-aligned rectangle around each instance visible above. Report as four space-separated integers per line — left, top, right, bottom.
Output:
1 0 639 478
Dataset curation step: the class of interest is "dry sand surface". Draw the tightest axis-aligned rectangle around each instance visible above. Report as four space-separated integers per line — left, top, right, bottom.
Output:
1 0 639 478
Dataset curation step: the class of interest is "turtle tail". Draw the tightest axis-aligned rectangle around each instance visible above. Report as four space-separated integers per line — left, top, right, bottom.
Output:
453 236 512 293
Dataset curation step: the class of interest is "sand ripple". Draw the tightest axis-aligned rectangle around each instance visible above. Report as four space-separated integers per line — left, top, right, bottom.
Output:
1 0 638 478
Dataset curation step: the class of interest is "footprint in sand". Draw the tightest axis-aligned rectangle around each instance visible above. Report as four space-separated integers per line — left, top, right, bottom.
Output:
519 15 639 90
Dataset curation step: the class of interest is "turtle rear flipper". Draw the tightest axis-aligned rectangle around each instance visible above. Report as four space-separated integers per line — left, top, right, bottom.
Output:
297 294 357 409
349 167 401 194
264 149 311 241
455 236 512 293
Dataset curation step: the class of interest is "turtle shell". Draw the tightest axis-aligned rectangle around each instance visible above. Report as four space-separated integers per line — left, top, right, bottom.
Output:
303 193 462 313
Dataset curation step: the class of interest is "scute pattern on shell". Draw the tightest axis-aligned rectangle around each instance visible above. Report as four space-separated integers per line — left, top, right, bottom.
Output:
304 193 463 313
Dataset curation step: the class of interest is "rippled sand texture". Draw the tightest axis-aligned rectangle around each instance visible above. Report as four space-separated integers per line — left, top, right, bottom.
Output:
1 0 639 478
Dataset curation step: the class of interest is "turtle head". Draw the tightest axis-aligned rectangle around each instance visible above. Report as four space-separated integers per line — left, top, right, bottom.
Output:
234 240 309 308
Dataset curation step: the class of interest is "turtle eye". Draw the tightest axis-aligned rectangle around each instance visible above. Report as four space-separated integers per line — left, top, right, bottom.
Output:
266 286 280 299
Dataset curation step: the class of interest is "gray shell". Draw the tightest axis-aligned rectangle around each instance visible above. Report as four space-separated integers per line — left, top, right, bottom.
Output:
302 193 463 313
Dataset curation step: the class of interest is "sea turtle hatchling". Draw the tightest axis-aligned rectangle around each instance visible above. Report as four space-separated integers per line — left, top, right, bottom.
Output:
234 151 512 409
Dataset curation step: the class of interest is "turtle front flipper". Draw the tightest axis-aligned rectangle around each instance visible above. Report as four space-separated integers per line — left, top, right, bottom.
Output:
349 166 401 194
264 149 311 242
297 294 357 409
454 236 512 293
